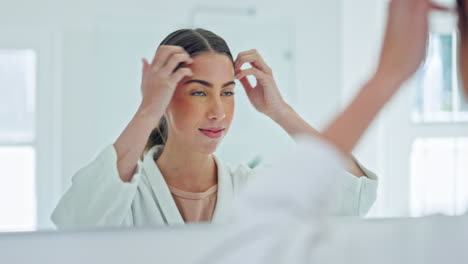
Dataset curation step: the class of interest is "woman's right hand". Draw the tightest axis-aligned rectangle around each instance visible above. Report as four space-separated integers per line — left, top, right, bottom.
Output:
139 45 194 118
375 0 448 88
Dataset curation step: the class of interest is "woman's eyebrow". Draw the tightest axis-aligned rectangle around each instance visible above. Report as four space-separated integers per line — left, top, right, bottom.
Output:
223 81 236 87
184 79 212 87
183 79 235 88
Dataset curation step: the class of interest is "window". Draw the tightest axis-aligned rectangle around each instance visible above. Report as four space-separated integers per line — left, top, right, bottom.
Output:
410 138 468 216
409 32 468 216
413 33 468 122
0 49 37 231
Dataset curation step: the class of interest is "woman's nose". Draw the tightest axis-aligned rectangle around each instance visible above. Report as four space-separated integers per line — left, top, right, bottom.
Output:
207 97 226 120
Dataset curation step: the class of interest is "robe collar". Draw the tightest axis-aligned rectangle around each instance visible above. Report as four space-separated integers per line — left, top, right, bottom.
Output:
142 145 233 224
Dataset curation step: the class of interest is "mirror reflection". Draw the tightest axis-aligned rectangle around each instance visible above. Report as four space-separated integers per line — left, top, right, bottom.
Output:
0 0 465 233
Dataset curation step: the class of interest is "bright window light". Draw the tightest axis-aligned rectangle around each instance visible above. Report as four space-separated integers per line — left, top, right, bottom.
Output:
410 137 468 216
0 49 37 231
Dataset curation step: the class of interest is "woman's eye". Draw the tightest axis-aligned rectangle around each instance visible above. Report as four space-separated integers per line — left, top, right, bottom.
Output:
191 91 206 96
222 91 235 96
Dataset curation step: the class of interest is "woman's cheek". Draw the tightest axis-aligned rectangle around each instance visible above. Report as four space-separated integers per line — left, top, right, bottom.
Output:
167 96 201 131
225 99 235 124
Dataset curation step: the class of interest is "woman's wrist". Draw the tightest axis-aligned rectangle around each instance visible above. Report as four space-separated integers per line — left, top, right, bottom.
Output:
135 112 161 129
136 102 164 124
267 103 294 123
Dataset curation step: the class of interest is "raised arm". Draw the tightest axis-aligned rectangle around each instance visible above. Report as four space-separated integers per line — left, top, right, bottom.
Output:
323 0 449 155
114 46 193 182
234 50 366 177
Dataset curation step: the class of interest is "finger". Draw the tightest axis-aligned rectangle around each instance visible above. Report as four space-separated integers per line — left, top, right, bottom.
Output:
239 77 254 94
235 67 266 81
142 58 150 74
161 53 193 75
169 68 193 84
235 54 257 69
236 49 257 59
236 54 272 74
152 45 186 70
140 59 150 95
235 50 272 74
430 3 454 12
234 49 257 67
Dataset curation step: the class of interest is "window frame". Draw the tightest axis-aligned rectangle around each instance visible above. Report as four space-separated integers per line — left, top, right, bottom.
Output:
0 27 62 230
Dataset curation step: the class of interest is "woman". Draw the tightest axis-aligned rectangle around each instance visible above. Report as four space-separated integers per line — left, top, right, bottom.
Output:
51 29 377 228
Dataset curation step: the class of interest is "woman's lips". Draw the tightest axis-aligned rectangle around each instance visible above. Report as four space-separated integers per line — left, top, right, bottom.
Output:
199 128 225 139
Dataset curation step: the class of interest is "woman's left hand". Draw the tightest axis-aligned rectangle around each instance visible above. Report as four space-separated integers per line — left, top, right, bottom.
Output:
235 49 288 118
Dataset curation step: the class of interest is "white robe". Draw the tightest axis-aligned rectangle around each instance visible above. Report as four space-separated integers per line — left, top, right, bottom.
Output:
51 143 378 228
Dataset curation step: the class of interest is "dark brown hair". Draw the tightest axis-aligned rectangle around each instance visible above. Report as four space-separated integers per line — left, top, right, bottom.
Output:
458 0 468 39
144 29 234 153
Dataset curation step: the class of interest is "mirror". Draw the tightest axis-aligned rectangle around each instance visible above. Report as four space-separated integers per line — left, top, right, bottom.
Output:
1 0 466 234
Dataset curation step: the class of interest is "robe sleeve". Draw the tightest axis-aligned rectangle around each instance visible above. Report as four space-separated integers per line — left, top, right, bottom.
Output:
51 145 141 228
332 160 378 216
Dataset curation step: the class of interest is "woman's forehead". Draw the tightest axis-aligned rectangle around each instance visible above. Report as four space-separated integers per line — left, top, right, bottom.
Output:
175 54 234 87
185 53 235 81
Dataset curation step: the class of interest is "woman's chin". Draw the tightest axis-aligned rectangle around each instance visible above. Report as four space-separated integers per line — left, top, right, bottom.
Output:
198 138 223 154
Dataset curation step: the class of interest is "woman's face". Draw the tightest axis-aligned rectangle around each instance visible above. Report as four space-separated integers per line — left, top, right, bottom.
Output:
165 52 236 154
